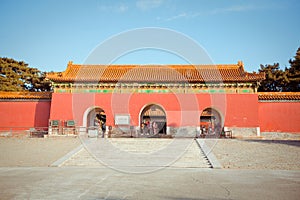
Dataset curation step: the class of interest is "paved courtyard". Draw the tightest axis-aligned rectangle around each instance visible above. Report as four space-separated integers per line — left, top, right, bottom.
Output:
0 137 299 199
0 167 299 200
58 138 211 171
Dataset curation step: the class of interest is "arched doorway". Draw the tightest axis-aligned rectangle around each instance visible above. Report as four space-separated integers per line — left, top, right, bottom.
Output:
140 104 167 135
85 107 106 133
200 108 222 135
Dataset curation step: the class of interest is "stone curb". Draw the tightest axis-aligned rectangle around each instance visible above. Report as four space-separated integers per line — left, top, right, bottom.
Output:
50 144 83 167
195 139 222 169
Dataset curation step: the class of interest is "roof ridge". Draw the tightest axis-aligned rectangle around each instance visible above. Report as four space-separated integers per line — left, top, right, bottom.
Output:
46 61 265 83
65 63 241 69
258 92 300 101
67 63 239 66
258 92 300 95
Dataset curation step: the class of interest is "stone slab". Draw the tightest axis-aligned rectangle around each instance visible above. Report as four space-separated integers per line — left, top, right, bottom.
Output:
0 167 299 200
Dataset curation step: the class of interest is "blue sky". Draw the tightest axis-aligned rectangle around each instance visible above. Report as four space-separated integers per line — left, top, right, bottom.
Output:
1 0 299 72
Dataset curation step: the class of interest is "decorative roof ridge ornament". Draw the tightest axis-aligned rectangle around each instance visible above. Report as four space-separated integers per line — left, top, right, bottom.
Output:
68 61 73 67
237 60 244 68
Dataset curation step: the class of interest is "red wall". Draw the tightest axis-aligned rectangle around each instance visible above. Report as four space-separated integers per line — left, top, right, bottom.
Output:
49 93 259 128
224 94 259 127
2 93 299 134
0 93 300 133
0 100 51 131
259 102 300 133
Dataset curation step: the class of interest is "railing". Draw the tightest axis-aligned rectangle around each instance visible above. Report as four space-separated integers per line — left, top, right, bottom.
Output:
0 126 86 137
0 126 104 137
0 126 49 137
48 126 89 136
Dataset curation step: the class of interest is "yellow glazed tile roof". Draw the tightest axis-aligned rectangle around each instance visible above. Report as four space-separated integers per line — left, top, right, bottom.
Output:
46 61 265 83
258 92 300 101
0 92 52 99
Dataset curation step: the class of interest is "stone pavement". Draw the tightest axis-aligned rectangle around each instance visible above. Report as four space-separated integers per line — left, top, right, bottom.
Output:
56 138 212 172
0 167 299 200
1 138 300 199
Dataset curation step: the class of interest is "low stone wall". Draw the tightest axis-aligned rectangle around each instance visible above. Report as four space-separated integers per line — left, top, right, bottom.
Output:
261 132 300 140
171 127 261 138
110 126 199 138
168 126 198 138
0 130 30 137
228 127 259 138
104 126 300 139
111 126 134 138
110 126 260 138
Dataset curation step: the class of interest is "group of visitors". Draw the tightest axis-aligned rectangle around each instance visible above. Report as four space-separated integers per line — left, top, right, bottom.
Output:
200 122 222 136
141 119 159 135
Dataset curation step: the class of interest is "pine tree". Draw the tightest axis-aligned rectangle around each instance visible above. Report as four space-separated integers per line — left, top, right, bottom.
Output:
0 57 51 91
258 63 287 92
287 47 300 91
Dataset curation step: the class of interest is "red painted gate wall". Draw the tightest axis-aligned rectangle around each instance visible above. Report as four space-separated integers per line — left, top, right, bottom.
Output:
1 93 299 134
49 93 260 128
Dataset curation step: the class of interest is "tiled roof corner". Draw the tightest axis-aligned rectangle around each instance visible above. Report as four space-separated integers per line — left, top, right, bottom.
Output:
0 92 52 99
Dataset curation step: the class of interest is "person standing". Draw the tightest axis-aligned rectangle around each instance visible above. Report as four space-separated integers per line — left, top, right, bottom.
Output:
153 121 159 135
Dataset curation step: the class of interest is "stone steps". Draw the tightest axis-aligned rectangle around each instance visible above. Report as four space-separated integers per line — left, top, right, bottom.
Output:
61 138 211 170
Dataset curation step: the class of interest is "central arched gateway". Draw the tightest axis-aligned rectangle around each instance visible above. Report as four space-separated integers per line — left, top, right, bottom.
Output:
200 108 222 135
140 104 167 135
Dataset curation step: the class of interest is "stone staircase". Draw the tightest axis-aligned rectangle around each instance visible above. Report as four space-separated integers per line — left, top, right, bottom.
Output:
60 138 211 171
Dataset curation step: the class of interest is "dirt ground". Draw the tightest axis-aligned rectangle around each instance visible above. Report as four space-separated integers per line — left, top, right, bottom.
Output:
0 137 299 170
207 139 300 170
0 137 80 167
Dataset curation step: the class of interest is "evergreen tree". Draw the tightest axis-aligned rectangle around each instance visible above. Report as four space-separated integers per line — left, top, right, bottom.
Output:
258 47 300 92
0 57 51 91
258 63 287 92
287 47 300 91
